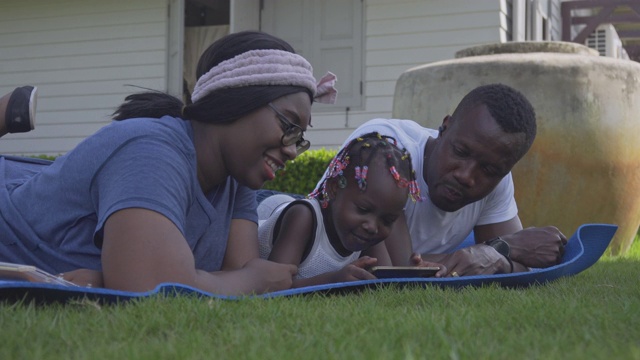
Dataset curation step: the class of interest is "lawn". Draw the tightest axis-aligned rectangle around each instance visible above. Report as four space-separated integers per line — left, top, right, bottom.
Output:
1 239 639 360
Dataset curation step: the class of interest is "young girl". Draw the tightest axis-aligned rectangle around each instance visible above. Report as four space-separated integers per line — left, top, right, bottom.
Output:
0 31 337 295
258 132 446 287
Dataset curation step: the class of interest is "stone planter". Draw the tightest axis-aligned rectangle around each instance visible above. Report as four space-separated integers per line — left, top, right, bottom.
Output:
392 41 640 255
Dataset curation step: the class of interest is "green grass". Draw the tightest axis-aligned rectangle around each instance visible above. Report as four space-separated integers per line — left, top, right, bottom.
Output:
2 240 639 360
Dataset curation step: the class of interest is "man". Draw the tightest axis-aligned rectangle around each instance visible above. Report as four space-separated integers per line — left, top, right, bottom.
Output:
328 83 567 276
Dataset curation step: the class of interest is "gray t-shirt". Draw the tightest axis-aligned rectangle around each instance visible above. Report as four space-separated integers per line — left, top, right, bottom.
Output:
0 116 257 274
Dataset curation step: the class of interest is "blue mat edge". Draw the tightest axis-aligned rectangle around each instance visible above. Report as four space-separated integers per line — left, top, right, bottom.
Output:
0 223 618 303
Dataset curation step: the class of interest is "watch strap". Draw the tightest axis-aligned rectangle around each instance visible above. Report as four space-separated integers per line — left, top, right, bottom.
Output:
484 236 514 273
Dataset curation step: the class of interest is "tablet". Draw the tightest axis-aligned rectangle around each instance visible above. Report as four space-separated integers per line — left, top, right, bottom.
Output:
369 266 440 279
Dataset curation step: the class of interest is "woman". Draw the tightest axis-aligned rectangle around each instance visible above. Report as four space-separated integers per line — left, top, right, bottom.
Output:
0 31 337 295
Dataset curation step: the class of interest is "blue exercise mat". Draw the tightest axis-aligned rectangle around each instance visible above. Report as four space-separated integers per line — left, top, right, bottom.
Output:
0 223 617 304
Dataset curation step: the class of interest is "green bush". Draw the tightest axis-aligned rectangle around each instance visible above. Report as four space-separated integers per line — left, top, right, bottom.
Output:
31 154 58 161
262 148 337 195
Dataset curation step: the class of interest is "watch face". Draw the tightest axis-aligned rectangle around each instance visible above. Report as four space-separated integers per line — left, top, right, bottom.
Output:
486 238 510 258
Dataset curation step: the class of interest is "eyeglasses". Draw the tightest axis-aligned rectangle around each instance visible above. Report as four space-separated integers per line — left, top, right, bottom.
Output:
268 103 310 155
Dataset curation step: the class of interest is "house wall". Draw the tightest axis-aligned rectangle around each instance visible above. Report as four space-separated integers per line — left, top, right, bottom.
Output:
1 0 550 155
304 0 507 151
0 0 169 156
549 0 563 40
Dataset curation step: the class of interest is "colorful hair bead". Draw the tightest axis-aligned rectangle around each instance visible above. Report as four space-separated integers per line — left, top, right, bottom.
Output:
389 166 401 181
355 165 368 191
309 131 423 207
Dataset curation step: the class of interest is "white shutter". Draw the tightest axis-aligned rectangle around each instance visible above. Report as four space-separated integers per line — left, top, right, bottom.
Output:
260 0 308 55
512 0 526 41
261 0 363 111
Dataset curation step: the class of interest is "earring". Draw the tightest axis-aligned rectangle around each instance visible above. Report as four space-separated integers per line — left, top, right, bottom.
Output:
438 126 444 133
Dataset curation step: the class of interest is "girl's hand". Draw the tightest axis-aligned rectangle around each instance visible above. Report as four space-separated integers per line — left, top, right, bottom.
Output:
332 256 378 283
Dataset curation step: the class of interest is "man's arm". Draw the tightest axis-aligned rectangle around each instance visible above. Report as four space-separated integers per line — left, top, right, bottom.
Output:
472 216 523 243
473 216 528 272
474 216 567 268
386 214 522 275
413 217 524 276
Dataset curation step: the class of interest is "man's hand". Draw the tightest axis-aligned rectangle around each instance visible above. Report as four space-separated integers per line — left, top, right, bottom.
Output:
409 254 448 277
420 245 512 276
501 226 567 268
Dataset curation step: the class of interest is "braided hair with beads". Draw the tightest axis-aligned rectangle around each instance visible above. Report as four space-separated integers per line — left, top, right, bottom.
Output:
309 131 421 208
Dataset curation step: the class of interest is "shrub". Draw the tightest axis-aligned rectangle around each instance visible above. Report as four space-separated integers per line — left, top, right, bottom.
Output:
262 148 337 196
32 154 58 161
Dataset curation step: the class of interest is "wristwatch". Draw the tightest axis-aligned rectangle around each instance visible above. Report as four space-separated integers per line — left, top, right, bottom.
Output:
484 236 514 273
484 236 510 258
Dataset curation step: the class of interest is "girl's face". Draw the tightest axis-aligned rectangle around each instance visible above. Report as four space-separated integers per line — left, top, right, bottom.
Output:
215 92 312 190
326 159 408 252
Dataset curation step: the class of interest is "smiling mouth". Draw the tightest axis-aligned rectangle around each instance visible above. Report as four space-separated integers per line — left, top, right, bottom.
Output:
265 157 283 175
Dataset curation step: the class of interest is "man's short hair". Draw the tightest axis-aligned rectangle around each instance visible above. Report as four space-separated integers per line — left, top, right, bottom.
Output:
454 83 537 159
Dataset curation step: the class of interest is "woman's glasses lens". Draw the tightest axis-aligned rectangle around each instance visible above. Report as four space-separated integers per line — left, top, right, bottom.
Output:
296 139 310 155
282 128 302 146
269 103 310 154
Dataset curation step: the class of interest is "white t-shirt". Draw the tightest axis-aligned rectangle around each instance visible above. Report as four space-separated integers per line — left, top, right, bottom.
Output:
316 118 518 254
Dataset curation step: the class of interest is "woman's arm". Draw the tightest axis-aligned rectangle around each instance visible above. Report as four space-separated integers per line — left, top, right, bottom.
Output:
101 208 296 295
222 219 259 270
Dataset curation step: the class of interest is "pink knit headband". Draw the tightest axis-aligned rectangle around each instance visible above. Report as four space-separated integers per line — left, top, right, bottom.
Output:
191 49 337 104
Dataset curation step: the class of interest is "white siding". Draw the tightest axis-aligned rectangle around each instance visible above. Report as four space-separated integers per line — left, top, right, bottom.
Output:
0 0 169 156
2 0 514 155
306 0 504 151
549 0 563 41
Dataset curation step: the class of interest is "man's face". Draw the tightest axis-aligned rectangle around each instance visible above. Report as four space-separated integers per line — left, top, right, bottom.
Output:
424 104 526 212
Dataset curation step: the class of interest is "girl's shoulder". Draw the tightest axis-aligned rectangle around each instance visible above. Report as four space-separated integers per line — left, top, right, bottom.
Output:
275 198 318 235
279 198 317 221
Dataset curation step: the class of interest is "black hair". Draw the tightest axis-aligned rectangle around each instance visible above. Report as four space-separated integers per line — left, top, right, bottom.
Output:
112 31 313 123
310 132 421 207
452 83 537 158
